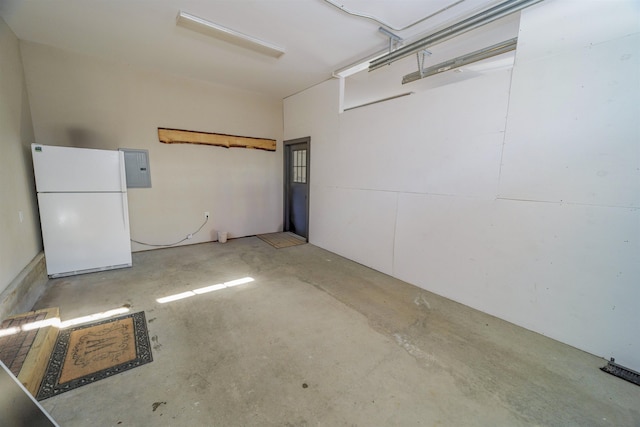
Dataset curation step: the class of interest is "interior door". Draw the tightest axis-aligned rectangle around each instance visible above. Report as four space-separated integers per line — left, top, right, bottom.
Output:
284 138 310 240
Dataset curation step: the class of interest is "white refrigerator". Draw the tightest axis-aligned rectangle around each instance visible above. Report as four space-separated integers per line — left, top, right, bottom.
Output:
31 144 132 278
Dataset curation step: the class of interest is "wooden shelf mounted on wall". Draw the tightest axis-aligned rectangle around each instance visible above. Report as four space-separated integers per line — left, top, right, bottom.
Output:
158 128 276 152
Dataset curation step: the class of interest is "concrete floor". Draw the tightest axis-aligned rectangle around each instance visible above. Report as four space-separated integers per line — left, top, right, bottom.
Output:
34 237 639 426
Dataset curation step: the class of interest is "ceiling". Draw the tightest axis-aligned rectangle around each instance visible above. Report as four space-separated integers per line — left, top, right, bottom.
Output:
0 0 504 100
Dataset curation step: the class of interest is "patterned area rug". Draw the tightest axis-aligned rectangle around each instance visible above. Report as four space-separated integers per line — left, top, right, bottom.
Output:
37 311 152 400
257 232 307 249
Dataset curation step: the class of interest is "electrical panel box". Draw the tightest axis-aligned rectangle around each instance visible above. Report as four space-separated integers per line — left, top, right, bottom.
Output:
119 149 151 188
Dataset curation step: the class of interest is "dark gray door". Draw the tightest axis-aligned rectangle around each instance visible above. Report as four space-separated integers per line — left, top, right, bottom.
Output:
284 138 310 240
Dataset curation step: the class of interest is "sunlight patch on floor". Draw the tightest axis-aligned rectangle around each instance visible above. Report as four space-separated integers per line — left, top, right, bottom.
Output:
156 277 254 304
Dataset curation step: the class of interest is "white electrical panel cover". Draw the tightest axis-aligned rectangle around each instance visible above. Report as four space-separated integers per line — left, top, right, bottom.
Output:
120 149 151 188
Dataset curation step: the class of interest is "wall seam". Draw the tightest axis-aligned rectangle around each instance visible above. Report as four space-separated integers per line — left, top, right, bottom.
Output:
496 67 516 199
391 192 399 277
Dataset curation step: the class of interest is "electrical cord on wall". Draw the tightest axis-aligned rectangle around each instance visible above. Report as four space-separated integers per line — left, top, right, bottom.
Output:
131 216 209 247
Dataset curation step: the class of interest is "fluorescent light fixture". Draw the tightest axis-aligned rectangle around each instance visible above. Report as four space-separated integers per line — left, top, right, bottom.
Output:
176 11 285 58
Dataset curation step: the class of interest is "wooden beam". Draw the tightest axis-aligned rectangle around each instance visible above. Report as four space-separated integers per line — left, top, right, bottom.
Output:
158 128 276 151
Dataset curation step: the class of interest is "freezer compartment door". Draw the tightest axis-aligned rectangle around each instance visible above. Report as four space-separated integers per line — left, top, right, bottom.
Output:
38 192 132 277
32 144 126 192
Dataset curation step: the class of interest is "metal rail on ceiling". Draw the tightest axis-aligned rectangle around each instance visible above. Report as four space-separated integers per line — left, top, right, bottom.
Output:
368 0 543 72
402 37 518 84
322 0 468 32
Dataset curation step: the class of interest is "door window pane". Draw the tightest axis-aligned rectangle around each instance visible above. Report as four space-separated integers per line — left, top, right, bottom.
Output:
292 149 307 183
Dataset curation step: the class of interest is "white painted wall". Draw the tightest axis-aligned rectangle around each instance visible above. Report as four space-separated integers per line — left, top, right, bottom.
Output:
0 18 41 293
284 0 640 371
20 41 284 252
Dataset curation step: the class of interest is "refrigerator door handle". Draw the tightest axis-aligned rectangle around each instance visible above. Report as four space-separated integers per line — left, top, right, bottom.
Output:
118 151 127 192
121 192 131 231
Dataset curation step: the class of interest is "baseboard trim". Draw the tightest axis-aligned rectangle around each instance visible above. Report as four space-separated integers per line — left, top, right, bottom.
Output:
0 252 48 321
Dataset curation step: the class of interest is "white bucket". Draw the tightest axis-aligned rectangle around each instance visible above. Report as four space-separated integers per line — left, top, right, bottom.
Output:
218 231 228 243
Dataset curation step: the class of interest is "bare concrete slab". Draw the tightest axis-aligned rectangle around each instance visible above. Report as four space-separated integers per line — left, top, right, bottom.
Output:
33 237 639 426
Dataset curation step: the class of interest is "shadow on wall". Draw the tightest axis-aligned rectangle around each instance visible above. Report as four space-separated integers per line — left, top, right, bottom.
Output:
21 142 41 221
66 127 113 150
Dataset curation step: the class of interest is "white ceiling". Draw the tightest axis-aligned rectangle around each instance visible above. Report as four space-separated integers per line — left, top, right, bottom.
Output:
0 0 503 100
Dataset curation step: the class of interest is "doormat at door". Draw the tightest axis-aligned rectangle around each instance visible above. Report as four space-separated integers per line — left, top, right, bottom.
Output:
257 232 307 249
36 311 152 400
